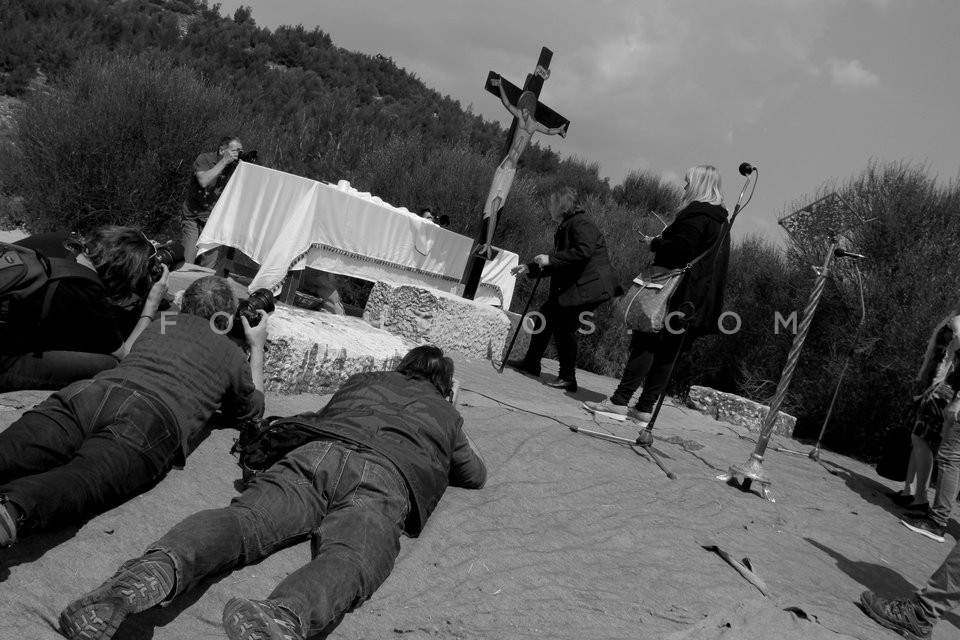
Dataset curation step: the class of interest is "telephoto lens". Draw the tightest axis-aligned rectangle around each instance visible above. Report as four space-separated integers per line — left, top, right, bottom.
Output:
150 241 186 281
229 288 275 339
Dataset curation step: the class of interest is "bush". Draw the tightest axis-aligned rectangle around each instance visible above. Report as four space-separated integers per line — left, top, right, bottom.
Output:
9 52 246 236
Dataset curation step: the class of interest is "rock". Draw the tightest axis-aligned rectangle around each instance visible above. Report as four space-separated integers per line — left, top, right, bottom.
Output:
265 304 413 395
363 281 513 360
687 385 797 437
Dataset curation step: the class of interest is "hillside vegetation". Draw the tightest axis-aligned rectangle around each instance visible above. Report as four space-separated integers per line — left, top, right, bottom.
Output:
2 0 959 461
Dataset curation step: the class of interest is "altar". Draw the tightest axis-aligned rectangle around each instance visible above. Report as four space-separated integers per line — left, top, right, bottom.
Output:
197 163 518 308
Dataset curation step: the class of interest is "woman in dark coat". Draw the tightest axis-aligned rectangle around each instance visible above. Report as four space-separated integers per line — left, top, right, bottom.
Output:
584 165 731 443
507 187 617 392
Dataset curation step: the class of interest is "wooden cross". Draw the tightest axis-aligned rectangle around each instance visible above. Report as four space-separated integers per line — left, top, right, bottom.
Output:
460 47 570 301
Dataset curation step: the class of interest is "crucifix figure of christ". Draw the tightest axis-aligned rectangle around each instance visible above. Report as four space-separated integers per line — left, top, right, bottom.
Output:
460 47 571 300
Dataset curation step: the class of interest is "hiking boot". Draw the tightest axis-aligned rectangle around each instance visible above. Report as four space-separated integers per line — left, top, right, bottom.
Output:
900 515 946 543
504 359 541 377
223 597 305 640
59 552 176 640
0 496 20 548
627 408 653 427
582 399 629 417
858 591 933 640
636 428 655 447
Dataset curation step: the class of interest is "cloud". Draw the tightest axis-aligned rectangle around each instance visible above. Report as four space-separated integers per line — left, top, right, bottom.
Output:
827 59 879 90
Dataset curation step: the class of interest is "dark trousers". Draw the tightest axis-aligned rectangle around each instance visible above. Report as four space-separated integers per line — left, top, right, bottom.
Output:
0 379 179 530
150 440 410 635
523 297 597 381
0 351 118 393
611 330 691 414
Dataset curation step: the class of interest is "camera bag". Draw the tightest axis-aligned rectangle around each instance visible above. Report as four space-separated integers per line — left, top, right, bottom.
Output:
230 416 328 486
0 242 102 346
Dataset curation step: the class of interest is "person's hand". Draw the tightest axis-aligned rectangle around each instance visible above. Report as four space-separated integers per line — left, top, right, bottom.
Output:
143 265 169 315
221 147 240 164
560 123 568 139
639 232 656 247
533 254 550 267
449 377 461 406
241 310 269 350
511 264 529 277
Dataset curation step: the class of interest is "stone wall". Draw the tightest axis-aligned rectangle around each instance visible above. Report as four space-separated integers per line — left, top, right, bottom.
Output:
686 385 797 437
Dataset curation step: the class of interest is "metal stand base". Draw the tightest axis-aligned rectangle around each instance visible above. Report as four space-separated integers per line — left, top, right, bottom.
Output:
570 426 676 480
717 453 774 502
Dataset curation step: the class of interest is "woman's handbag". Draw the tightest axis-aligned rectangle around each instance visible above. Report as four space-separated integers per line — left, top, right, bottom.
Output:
618 220 731 333
618 266 686 333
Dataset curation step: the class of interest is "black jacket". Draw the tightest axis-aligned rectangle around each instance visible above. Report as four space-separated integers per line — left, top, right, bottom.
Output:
281 371 486 536
650 201 730 333
529 210 617 308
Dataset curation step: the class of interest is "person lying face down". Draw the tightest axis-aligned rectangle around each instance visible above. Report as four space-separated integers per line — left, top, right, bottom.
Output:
58 344 486 640
0 275 267 550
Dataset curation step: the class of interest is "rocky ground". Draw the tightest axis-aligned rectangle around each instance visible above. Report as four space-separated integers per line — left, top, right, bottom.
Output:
1 355 957 639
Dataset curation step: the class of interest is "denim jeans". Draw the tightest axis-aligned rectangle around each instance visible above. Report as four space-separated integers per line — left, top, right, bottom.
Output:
917 537 960 620
611 329 690 413
0 351 118 393
180 204 220 269
930 399 960 527
151 439 410 635
0 379 179 530
523 297 597 381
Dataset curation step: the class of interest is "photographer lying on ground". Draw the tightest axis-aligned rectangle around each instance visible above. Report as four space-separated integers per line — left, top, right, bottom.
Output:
0 276 267 549
59 345 486 640
0 227 172 392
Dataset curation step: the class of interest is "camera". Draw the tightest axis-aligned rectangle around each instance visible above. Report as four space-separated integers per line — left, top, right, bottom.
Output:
149 241 185 281
237 149 258 163
229 288 275 339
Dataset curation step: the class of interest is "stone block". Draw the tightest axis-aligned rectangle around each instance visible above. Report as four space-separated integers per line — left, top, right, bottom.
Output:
265 304 413 395
687 385 797 437
363 281 514 360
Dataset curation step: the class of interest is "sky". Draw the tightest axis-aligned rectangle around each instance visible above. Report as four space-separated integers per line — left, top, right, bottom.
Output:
215 0 960 244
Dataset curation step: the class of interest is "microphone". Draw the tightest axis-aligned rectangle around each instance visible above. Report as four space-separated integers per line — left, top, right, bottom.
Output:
834 248 866 260
739 162 755 176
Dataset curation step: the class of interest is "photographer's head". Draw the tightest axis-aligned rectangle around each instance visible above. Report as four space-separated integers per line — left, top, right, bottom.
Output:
219 136 242 158
82 226 155 304
397 345 455 399
181 276 238 332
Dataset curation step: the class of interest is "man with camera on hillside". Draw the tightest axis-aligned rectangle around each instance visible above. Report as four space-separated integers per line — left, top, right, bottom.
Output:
0 276 268 549
182 136 246 269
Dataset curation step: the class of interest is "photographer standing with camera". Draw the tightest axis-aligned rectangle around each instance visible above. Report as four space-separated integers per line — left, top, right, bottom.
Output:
0 275 267 549
0 226 169 392
182 136 245 269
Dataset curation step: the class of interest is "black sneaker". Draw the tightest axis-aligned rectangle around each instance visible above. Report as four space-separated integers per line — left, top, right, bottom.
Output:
223 597 305 640
59 552 176 640
544 377 577 392
858 591 933 640
900 515 946 543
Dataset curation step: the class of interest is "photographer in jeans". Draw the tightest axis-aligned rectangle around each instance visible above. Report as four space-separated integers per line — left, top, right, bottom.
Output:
0 275 267 548
182 136 243 268
59 346 485 640
0 226 168 392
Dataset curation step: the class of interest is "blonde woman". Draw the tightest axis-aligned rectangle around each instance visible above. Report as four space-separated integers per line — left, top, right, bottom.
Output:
584 165 731 444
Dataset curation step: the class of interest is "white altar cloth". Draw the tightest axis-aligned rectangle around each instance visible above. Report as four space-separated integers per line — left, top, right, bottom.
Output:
197 163 517 308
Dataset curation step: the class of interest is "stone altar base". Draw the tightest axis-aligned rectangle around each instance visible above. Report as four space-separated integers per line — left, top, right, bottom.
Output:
167 268 413 395
686 385 797 437
363 281 517 361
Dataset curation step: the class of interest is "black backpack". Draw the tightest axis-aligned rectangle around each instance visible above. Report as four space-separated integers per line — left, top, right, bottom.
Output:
0 242 103 349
